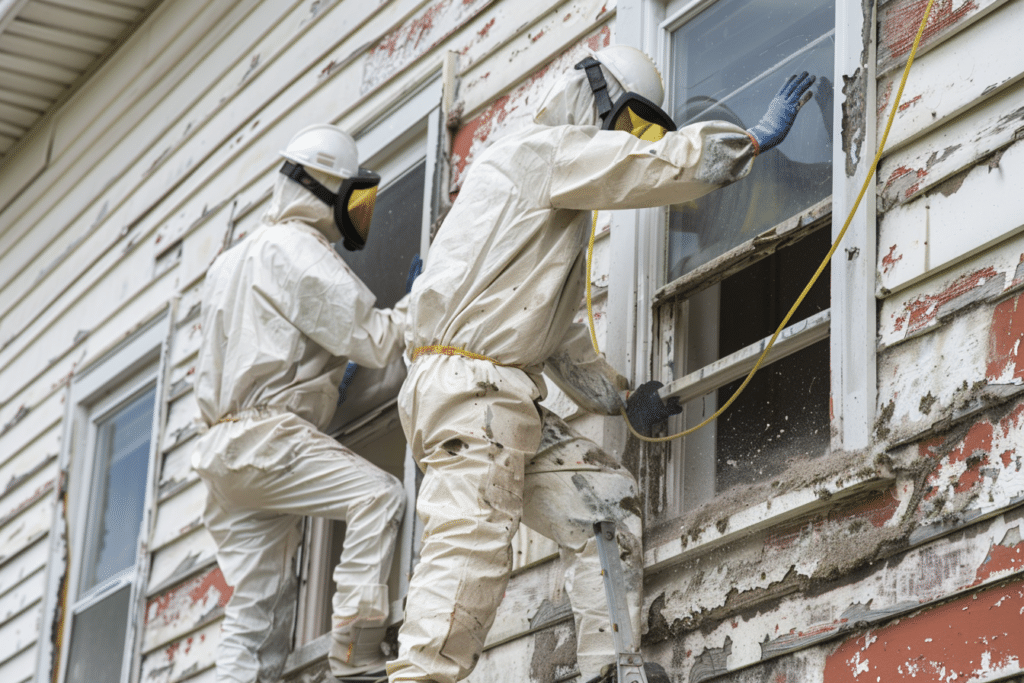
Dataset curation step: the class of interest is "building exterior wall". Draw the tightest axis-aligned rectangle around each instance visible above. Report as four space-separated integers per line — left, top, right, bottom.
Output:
0 1 1020 683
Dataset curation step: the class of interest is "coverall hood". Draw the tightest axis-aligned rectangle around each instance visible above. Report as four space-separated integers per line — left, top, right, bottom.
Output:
264 168 345 243
533 50 626 127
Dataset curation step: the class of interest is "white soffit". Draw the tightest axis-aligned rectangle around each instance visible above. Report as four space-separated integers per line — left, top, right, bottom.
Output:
0 0 160 159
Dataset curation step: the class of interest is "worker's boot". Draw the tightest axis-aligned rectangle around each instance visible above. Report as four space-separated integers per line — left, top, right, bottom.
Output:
586 661 672 683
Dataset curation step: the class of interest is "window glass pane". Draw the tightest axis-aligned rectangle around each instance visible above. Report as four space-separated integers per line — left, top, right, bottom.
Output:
668 0 834 281
82 387 155 593
335 160 425 309
65 585 131 683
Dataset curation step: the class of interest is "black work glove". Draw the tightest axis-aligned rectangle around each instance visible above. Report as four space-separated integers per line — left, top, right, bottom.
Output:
626 381 682 436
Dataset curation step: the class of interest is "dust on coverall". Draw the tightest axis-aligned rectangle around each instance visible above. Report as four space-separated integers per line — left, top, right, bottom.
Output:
192 172 407 683
386 63 758 683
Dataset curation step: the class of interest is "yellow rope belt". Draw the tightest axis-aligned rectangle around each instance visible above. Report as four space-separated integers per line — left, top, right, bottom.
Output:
411 344 524 369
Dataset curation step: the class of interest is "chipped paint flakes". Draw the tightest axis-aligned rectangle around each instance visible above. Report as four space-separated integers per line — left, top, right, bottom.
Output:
361 0 493 95
879 0 981 66
891 266 1002 336
451 25 611 190
986 292 1024 383
823 577 1024 683
144 566 233 652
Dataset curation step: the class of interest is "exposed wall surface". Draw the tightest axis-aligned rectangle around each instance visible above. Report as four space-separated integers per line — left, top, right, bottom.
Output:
1 0 1022 682
0 1 620 682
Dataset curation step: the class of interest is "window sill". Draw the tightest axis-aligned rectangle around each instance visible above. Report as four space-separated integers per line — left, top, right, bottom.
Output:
644 462 893 575
660 308 830 403
653 197 832 307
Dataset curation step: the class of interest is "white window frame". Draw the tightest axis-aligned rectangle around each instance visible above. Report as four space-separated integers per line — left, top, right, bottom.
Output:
38 313 169 683
288 68 446 660
608 0 882 571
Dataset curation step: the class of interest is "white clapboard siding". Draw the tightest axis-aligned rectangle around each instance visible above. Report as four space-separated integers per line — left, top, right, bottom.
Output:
877 134 1024 294
0 644 35 683
878 78 1024 210
151 479 207 554
148 526 218 598
142 565 231 654
138 617 220 683
0 537 48 601
876 0 1024 154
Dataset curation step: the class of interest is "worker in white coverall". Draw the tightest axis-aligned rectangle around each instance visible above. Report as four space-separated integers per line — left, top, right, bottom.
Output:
192 124 409 682
386 45 815 683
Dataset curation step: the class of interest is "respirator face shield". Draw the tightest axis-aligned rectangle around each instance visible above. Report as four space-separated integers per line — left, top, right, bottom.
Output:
281 161 381 251
575 56 677 142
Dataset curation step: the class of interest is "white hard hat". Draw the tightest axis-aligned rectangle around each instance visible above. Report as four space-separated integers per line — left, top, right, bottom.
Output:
593 45 666 108
279 123 359 179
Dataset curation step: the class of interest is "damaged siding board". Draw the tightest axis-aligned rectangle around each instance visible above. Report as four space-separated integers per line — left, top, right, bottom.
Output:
823 576 1024 683
0 537 48 601
879 234 1024 347
147 527 217 598
138 617 220 683
457 0 617 120
878 78 1024 211
468 620 579 683
644 508 1024 682
0 495 53 567
451 22 613 190
482 557 569 649
877 0 1024 153
159 436 200 502
0 604 37 670
150 479 207 554
876 306 1020 447
142 566 232 654
877 0 1008 75
877 138 1024 295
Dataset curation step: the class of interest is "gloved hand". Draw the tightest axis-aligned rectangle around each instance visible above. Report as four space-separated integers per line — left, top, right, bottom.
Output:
405 253 423 294
746 71 816 154
337 362 358 406
625 381 682 436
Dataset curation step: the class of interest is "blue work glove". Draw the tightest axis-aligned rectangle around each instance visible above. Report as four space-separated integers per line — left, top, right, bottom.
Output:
625 381 682 436
337 362 358 406
746 71 816 154
406 253 423 294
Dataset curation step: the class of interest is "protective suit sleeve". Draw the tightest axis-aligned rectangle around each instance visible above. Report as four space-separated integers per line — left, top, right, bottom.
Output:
544 323 629 416
547 120 756 211
276 230 406 369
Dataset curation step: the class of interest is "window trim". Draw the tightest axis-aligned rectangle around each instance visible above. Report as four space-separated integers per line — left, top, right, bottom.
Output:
38 311 169 683
609 0 883 572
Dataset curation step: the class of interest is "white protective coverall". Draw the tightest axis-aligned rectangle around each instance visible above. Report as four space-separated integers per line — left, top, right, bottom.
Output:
193 171 407 682
388 57 758 683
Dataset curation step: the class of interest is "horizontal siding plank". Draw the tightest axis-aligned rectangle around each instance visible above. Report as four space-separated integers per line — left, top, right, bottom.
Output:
139 617 220 683
0 52 80 85
877 138 1024 294
484 557 569 648
0 389 61 475
0 568 44 624
159 434 199 502
0 494 53 568
143 565 232 654
877 0 1008 75
151 479 206 553
162 391 201 456
0 598 38 670
148 527 217 598
0 644 35 683
878 233 1024 347
0 536 48 600
458 0 615 121
0 419 60 493
646 506 1024 682
0 468 56 530
878 0 1024 153
878 78 1024 211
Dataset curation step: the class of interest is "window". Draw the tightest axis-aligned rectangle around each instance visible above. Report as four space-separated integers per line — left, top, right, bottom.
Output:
54 316 165 683
650 0 836 518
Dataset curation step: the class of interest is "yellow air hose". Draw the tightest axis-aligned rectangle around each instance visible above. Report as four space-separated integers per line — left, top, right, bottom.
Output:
586 0 937 443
